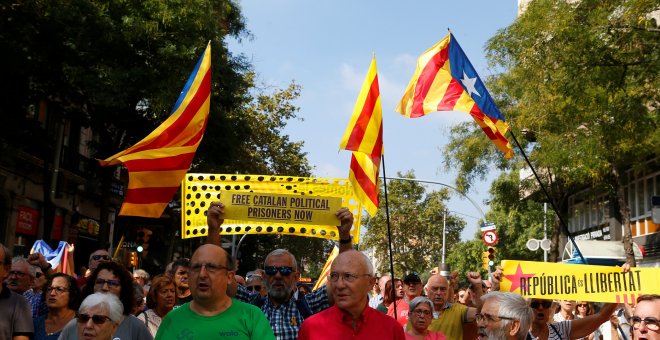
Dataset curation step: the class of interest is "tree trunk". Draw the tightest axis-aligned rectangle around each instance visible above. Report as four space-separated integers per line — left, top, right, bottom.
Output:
611 166 636 267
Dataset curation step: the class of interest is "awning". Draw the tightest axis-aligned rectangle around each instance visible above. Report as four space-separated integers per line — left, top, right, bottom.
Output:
562 240 643 265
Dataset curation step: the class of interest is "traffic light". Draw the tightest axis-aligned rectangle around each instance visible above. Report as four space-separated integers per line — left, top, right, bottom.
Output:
128 251 138 268
481 252 490 270
487 247 497 267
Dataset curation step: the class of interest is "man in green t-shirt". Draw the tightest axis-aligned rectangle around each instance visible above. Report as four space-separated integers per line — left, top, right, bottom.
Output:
155 244 274 340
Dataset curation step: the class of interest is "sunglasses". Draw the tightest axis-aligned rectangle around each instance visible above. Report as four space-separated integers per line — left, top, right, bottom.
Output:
94 279 121 288
77 314 112 325
264 266 293 276
577 303 588 308
247 285 262 291
530 300 553 309
91 255 111 261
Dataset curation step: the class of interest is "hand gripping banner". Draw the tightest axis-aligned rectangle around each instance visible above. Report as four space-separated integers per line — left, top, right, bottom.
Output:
182 174 362 243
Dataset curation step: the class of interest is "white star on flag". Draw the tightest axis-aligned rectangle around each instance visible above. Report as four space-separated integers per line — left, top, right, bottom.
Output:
460 71 481 97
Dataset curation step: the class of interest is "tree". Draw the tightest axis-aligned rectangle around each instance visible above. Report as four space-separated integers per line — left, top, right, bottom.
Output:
445 0 660 264
1 1 315 251
361 171 466 277
447 170 545 280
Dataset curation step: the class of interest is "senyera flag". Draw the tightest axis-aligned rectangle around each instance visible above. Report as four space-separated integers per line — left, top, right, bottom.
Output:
339 56 383 216
98 42 212 217
396 33 513 159
313 246 339 290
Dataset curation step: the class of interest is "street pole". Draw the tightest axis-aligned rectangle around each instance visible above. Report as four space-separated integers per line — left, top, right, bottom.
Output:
442 209 447 263
543 202 548 262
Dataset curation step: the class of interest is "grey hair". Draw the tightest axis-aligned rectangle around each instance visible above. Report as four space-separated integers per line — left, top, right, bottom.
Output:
133 269 150 281
482 292 533 340
79 292 124 324
247 275 265 286
408 296 434 314
265 249 298 271
12 257 36 277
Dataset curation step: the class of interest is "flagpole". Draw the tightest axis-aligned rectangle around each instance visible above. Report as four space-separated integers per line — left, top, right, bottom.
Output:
380 154 398 319
508 129 586 263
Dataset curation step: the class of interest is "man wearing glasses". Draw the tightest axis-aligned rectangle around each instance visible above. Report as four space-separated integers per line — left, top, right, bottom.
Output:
155 244 274 339
476 291 533 340
0 243 34 340
76 249 111 288
631 294 659 340
206 202 355 340
298 250 405 339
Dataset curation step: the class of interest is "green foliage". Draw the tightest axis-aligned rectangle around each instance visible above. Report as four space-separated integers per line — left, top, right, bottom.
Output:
444 0 659 263
361 171 466 277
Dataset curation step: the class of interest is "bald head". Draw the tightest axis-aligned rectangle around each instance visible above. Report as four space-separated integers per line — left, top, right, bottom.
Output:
191 244 230 268
330 250 376 318
425 274 450 310
331 250 374 275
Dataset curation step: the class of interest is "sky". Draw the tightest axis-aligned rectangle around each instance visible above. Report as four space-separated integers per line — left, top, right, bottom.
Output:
227 0 520 241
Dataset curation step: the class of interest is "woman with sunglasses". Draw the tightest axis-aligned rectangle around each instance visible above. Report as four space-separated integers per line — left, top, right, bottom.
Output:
33 273 80 339
405 296 447 340
59 261 153 339
136 275 176 337
528 298 619 339
74 292 123 340
574 301 597 340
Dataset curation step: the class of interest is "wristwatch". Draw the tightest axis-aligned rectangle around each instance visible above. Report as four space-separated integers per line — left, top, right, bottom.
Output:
339 236 353 244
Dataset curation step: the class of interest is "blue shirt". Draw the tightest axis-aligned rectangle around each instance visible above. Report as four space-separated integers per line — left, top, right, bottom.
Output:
235 285 329 340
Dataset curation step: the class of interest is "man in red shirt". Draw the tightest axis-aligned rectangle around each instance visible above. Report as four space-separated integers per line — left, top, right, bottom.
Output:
298 250 405 340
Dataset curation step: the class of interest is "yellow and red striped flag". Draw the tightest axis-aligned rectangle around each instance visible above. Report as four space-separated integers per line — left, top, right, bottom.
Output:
396 33 513 159
313 246 339 290
98 42 212 217
339 56 383 216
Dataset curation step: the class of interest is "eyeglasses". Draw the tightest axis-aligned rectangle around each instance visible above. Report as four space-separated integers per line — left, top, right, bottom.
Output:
411 309 433 317
8 271 27 278
190 262 228 274
94 279 121 288
47 286 69 294
530 300 553 309
77 314 112 325
476 313 517 324
328 272 371 283
91 255 111 261
630 316 659 331
247 285 262 291
264 266 294 276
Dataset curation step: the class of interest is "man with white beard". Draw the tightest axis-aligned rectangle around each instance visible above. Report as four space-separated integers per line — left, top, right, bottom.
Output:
477 292 533 340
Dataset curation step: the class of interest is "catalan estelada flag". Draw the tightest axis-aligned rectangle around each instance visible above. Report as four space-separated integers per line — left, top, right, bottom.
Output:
98 42 212 217
313 246 339 290
396 33 513 159
339 56 383 216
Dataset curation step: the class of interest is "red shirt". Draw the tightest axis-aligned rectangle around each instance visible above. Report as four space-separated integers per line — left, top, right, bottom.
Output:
387 299 410 327
299 304 406 340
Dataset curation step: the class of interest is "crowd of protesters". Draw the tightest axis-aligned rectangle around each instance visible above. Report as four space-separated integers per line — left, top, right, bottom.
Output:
0 201 657 339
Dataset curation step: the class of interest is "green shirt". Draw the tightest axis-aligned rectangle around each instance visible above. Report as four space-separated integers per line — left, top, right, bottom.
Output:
155 299 275 340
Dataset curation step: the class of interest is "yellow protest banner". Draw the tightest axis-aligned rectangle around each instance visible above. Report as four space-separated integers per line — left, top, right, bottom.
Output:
181 174 362 243
501 260 660 304
219 192 343 226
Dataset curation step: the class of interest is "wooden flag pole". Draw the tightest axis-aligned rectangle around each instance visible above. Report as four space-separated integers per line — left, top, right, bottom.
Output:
380 154 398 319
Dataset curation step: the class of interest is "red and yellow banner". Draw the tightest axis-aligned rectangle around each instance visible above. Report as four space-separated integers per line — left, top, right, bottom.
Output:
501 260 660 303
